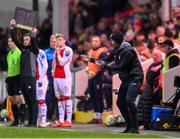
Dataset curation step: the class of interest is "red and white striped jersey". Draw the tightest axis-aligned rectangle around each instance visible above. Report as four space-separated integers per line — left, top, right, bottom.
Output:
36 49 48 80
53 46 73 78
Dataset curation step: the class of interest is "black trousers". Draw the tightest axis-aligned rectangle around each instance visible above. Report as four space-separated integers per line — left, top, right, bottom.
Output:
117 80 142 129
88 77 104 113
45 76 58 120
20 77 37 126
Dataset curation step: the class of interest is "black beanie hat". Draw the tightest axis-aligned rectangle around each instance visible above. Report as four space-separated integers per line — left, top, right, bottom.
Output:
165 29 174 38
163 40 174 48
110 32 123 44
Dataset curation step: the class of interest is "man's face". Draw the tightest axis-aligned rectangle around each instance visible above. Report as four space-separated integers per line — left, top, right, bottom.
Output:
166 22 174 30
160 46 168 53
23 36 31 46
56 36 66 48
156 26 165 37
91 37 101 49
148 32 156 41
136 44 151 59
110 40 117 48
152 50 162 63
50 37 56 49
136 45 146 54
8 38 15 49
136 34 145 41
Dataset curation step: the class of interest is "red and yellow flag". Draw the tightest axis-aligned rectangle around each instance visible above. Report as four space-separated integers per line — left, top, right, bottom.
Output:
6 96 14 120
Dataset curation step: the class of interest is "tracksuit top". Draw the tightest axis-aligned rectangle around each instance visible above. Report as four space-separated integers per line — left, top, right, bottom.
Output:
53 46 73 79
36 49 48 80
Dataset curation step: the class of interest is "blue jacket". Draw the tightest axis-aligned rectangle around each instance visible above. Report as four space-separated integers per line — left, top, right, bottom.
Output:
45 47 55 77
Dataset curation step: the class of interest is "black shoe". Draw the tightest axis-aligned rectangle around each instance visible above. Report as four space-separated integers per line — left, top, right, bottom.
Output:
29 124 37 127
88 119 97 124
25 124 31 127
25 124 36 127
96 119 102 124
129 128 139 134
19 121 25 127
120 127 132 133
88 119 102 124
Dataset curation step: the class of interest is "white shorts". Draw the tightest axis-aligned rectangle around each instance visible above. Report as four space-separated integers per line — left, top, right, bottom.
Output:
53 78 72 97
36 76 48 101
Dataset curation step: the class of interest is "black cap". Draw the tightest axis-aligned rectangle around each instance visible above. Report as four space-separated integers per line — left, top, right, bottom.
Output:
165 29 174 38
162 40 174 48
110 32 123 44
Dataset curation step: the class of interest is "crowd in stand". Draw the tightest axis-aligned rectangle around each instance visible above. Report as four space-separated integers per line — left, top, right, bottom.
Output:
0 0 180 130
68 0 180 68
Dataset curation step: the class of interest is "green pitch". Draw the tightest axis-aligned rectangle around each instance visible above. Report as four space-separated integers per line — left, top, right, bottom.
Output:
0 127 166 138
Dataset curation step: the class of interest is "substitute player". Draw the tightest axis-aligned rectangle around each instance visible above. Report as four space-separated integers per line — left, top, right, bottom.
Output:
36 49 50 128
53 33 73 127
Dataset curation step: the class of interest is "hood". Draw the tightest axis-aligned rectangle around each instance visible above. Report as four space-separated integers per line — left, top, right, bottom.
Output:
115 41 134 52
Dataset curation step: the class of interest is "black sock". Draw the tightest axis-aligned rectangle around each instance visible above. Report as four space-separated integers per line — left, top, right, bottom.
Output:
12 104 19 124
20 104 26 123
31 103 38 125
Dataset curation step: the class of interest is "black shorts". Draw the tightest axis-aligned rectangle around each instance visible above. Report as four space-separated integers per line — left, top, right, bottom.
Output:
7 75 22 96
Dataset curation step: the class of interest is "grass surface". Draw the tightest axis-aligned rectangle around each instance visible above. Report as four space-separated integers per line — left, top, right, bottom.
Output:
0 127 166 138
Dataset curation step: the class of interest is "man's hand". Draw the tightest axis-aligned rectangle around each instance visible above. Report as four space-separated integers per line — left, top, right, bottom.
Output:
87 71 96 79
31 27 38 37
10 19 16 29
80 54 89 62
55 47 60 55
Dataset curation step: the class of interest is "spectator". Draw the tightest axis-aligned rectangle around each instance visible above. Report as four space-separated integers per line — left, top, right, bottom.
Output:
148 30 156 43
156 26 165 37
137 49 163 130
160 40 179 70
133 41 152 62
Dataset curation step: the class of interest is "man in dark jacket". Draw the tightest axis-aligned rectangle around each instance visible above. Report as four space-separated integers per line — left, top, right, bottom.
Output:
104 32 144 134
10 19 39 127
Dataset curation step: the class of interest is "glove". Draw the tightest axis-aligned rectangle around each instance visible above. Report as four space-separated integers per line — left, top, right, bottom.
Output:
5 77 9 83
103 64 110 70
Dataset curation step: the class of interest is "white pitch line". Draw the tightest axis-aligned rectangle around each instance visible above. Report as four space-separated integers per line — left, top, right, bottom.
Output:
57 128 77 132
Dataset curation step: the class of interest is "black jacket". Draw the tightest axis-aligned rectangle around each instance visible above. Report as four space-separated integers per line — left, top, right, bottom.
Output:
105 41 144 82
0 42 8 71
10 28 38 78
